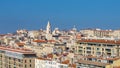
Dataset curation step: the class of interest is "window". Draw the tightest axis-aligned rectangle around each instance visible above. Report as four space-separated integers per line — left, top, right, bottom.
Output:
109 60 113 63
30 64 31 67
25 65 26 68
30 60 31 63
97 48 100 50
19 64 21 67
9 57 11 60
18 59 21 62
25 60 27 63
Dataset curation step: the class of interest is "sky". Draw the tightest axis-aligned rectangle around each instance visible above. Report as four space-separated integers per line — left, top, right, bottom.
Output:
0 0 120 33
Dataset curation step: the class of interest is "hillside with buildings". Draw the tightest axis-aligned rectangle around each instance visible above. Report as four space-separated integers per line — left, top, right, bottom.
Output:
0 21 120 68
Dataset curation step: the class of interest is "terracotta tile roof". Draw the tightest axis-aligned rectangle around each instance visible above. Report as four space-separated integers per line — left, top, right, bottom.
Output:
69 64 76 68
62 60 70 64
47 53 53 59
78 39 120 44
48 40 56 43
0 46 35 54
37 57 52 61
16 42 25 46
78 60 110 66
33 40 47 43
113 66 120 68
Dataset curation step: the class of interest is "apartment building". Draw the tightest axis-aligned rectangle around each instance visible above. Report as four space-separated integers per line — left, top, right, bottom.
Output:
80 29 113 39
0 46 36 68
35 58 68 68
112 30 120 39
76 39 120 68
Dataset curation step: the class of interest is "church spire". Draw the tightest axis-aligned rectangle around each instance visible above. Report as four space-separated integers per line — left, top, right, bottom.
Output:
46 21 51 34
46 21 52 40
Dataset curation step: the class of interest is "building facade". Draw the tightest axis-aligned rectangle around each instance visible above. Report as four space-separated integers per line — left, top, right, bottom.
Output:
76 39 120 68
80 29 113 39
0 46 36 68
35 58 68 68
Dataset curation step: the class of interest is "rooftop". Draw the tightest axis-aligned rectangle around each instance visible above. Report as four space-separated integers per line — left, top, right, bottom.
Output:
78 39 120 44
0 46 35 54
78 60 110 66
84 55 120 61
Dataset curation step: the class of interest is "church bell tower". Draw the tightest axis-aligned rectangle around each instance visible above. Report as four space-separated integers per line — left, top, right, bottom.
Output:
46 21 51 34
46 21 52 40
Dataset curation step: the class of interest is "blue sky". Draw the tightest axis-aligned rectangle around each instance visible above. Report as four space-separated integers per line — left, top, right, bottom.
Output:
0 0 120 33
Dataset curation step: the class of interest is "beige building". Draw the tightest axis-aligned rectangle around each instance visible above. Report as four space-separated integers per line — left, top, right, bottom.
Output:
0 46 36 68
76 39 120 68
112 30 120 39
80 29 113 39
24 42 54 57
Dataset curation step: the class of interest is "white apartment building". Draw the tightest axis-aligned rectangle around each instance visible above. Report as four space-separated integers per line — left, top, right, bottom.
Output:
35 58 68 68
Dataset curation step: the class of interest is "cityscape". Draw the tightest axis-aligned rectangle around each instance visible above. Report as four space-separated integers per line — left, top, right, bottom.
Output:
0 0 120 68
0 21 120 68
